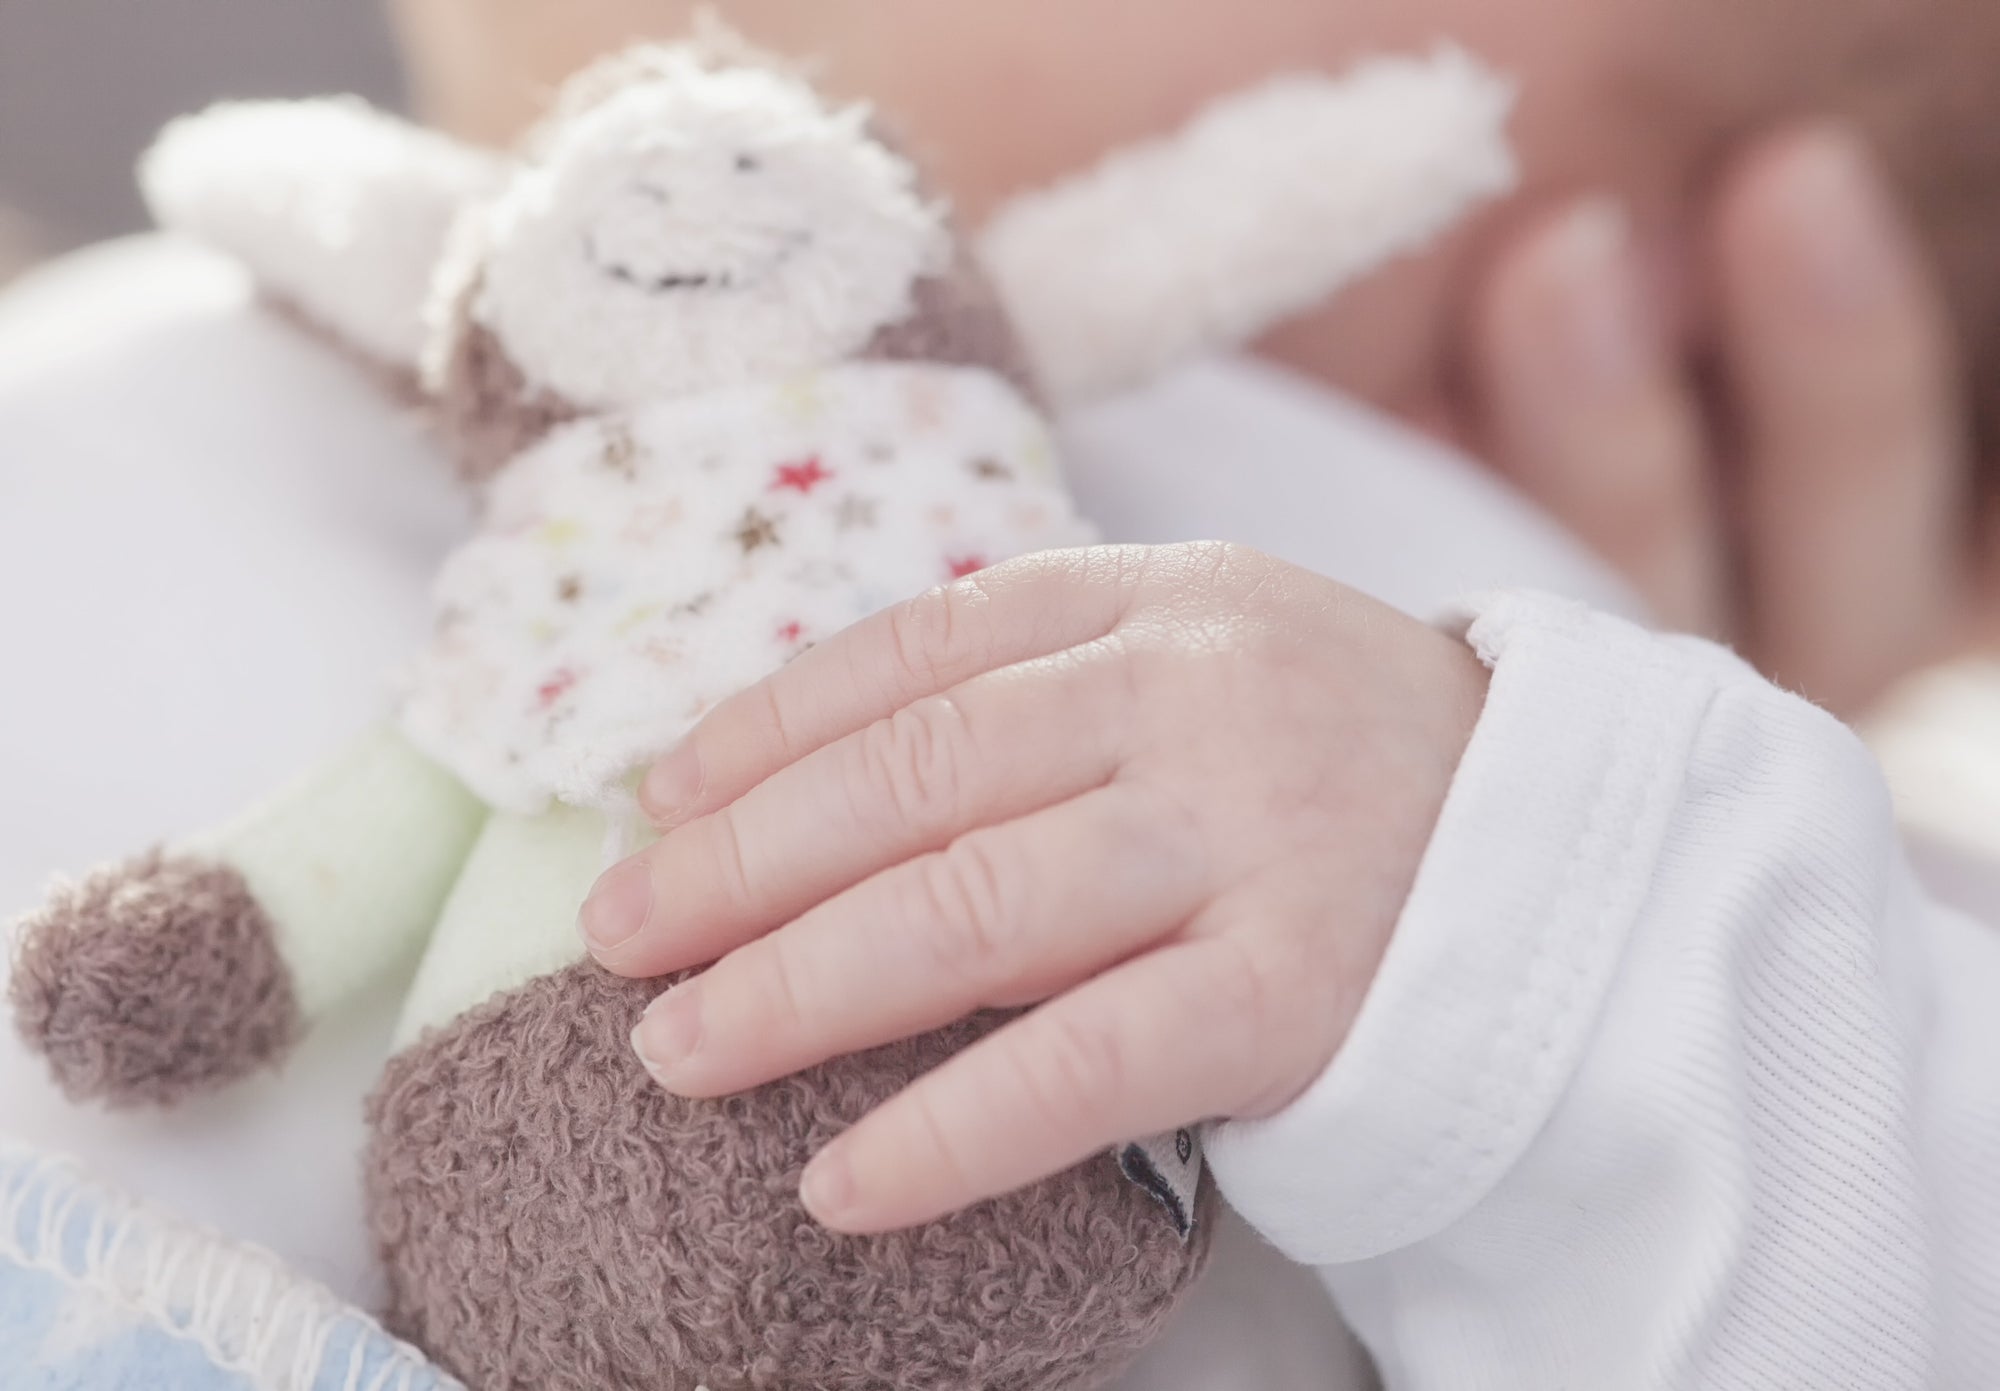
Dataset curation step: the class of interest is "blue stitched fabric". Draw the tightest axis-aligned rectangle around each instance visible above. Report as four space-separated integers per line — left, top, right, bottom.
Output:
0 1145 460 1391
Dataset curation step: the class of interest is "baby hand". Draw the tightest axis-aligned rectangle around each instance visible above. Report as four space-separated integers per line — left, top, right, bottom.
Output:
579 543 1487 1232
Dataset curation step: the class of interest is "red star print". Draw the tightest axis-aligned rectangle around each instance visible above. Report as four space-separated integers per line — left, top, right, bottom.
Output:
775 620 805 644
946 554 988 580
536 668 578 709
770 456 834 495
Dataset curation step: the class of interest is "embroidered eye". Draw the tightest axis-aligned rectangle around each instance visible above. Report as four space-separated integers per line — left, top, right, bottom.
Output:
734 152 761 173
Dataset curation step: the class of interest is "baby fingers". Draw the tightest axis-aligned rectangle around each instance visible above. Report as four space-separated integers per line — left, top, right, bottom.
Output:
796 935 1274 1233
1711 125 1966 710
1471 197 1722 635
636 547 1147 827
580 638 1134 976
628 782 1207 1098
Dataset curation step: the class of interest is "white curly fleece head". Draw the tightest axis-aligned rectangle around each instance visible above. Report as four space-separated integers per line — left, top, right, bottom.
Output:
473 53 949 410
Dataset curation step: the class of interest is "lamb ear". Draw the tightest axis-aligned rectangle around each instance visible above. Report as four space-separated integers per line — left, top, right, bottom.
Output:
139 97 505 372
977 47 1518 407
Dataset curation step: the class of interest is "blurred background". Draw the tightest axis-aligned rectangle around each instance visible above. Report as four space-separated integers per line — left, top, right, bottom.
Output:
0 1 403 282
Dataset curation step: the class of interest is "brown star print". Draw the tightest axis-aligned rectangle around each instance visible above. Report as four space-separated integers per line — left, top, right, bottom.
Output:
556 575 583 603
599 427 640 480
969 455 1013 482
733 507 781 553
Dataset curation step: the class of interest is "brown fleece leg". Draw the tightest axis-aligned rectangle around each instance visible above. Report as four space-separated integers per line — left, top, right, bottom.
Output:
9 851 300 1107
367 961 1214 1391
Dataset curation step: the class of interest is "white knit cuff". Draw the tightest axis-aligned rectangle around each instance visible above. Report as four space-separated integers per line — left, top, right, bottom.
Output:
1205 591 1725 1265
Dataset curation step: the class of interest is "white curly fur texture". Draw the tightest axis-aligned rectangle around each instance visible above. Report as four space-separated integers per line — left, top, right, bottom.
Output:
979 47 1518 405
140 98 502 369
468 53 949 411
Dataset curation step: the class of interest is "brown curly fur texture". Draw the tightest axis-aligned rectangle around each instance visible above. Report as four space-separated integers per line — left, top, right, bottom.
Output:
8 852 300 1107
864 258 1047 410
433 314 583 484
367 961 1213 1391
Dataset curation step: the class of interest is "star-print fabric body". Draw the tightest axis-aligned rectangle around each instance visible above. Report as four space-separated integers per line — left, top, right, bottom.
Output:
398 363 1097 812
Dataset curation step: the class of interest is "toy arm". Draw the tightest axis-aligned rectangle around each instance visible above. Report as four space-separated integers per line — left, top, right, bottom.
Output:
8 727 487 1108
140 98 504 376
978 47 1517 406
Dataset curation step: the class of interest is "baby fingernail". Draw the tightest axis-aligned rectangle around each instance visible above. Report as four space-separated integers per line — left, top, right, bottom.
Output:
800 1148 855 1226
1538 198 1656 392
579 858 653 953
640 742 705 824
632 983 703 1079
1770 128 1903 315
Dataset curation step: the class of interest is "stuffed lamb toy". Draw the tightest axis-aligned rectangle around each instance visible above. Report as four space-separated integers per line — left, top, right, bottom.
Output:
7 40 1512 1391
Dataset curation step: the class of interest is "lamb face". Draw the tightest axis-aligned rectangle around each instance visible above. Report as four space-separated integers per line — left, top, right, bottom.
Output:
473 57 950 412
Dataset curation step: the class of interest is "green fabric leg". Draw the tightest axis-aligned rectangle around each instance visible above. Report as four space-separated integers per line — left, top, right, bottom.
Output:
391 803 621 1049
183 726 488 1020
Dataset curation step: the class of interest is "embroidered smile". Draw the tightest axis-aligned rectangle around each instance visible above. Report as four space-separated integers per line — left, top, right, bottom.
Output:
587 228 811 295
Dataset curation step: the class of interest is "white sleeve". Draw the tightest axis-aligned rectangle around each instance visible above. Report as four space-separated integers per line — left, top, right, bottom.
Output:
1205 590 2000 1390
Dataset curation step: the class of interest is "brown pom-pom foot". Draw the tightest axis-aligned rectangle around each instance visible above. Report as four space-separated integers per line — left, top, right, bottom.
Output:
367 961 1213 1391
8 852 301 1107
